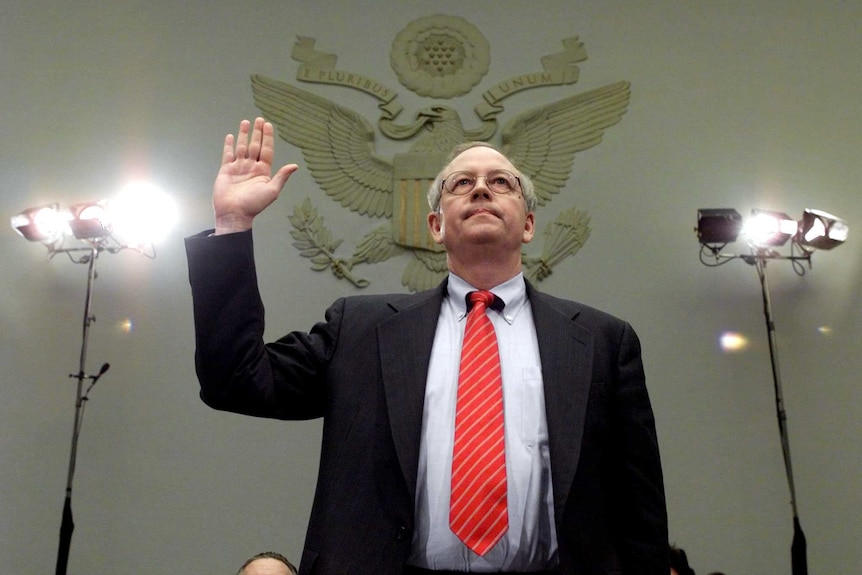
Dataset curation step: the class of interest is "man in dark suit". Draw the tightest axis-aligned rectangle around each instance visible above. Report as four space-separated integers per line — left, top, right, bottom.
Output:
186 118 667 575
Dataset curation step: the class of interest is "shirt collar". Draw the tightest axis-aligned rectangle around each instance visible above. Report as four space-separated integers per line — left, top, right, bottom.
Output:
446 272 527 325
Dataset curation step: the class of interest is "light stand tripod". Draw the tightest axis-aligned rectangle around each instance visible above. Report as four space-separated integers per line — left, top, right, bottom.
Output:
55 244 110 575
702 244 810 575
45 238 154 575
750 254 808 575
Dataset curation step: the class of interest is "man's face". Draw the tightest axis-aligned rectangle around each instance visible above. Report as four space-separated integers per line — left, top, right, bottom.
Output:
242 558 292 575
428 146 535 253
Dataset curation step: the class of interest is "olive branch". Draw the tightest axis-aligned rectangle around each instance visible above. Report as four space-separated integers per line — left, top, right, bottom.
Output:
288 198 369 288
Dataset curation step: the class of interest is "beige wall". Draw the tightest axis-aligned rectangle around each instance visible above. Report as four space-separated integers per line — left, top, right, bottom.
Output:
2 1 860 573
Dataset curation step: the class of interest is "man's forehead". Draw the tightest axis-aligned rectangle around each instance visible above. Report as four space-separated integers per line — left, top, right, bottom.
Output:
243 558 291 575
446 146 517 173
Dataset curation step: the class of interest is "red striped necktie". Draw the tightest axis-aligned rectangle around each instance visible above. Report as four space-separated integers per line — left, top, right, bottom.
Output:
449 290 508 556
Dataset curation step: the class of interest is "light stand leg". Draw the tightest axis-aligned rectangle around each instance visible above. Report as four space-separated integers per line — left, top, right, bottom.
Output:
56 246 99 575
755 257 808 575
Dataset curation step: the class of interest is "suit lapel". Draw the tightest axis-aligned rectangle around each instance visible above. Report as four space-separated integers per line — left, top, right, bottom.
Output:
377 282 446 504
528 285 594 523
376 280 594 521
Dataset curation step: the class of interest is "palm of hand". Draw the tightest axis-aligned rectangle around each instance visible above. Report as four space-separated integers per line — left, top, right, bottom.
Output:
210 118 298 233
213 160 281 221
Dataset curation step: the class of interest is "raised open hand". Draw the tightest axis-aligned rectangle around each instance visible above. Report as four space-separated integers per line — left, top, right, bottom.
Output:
212 117 298 234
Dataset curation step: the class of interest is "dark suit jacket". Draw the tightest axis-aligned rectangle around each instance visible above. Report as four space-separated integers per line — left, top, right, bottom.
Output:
186 230 667 575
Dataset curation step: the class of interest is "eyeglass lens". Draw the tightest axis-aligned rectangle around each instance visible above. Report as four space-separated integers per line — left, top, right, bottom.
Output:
443 170 520 195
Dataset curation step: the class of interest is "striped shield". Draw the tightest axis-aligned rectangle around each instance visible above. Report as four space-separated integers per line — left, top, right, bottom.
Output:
392 152 448 252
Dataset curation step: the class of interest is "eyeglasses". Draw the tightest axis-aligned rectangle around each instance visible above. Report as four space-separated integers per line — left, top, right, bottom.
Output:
441 170 522 197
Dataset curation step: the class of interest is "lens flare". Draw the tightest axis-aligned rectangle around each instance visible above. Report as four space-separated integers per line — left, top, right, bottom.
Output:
116 318 133 334
720 331 749 352
109 181 179 245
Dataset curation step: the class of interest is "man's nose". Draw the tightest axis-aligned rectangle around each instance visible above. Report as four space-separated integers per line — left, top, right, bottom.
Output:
470 177 493 199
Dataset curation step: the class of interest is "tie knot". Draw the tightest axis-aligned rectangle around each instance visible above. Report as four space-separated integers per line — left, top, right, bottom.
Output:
468 290 496 311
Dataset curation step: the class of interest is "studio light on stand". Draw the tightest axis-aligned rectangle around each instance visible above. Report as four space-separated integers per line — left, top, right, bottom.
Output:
696 206 849 575
11 182 177 575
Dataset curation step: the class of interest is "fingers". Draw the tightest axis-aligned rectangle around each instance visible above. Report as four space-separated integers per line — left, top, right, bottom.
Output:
233 119 252 161
248 117 265 161
220 118 289 180
221 133 236 165
227 118 270 163
259 119 276 165
271 163 300 193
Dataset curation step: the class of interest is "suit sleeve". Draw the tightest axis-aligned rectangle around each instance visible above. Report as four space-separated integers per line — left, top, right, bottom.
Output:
612 322 668 574
185 229 339 420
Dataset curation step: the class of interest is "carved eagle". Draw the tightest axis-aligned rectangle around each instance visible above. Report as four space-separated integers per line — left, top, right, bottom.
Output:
251 73 630 290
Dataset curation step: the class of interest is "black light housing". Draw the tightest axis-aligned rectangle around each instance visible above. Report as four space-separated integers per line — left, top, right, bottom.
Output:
68 200 111 240
697 208 742 245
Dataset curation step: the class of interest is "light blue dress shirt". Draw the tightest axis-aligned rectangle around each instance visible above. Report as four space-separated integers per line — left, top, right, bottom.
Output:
408 273 558 572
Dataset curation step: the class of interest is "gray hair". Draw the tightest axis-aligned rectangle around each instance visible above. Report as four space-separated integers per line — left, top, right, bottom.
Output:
237 551 298 575
427 141 537 213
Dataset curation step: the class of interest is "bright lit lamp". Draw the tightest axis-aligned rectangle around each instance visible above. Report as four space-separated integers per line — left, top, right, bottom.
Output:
697 206 849 269
11 204 68 244
796 208 849 251
742 209 798 247
11 182 177 256
108 181 179 246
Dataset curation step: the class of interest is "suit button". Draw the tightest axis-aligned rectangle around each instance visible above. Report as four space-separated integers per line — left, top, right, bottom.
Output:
396 526 410 541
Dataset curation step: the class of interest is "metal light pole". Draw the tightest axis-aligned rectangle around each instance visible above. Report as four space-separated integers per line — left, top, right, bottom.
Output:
56 245 111 575
752 255 808 575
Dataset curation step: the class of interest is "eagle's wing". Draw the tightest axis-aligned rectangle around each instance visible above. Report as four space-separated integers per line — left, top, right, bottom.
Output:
251 74 394 218
501 81 631 206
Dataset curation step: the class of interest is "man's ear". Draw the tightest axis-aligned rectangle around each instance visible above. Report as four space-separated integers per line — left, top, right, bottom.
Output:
428 211 444 244
522 211 536 244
